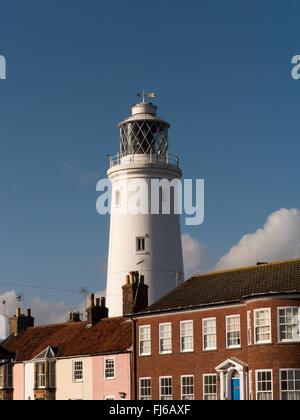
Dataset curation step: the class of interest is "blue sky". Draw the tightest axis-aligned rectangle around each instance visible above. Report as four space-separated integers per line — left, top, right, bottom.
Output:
0 1 299 317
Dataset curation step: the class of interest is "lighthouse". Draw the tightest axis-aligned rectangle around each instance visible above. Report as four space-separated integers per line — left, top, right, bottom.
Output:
106 96 184 317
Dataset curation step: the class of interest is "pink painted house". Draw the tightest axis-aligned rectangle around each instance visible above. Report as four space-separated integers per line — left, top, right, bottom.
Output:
92 353 131 400
1 295 134 400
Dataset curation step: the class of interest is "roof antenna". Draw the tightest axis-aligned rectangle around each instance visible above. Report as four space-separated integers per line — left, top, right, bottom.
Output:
1 299 6 317
80 287 88 320
16 294 23 309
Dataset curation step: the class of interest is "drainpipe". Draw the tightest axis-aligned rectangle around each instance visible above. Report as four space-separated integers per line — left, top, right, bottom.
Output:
130 317 137 401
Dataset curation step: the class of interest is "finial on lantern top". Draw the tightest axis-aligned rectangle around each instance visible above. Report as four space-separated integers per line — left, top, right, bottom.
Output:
137 89 155 103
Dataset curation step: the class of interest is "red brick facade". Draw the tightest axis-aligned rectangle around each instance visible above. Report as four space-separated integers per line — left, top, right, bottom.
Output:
135 296 300 400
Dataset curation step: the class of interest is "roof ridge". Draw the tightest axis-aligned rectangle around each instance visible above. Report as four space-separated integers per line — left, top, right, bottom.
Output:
24 321 88 330
12 315 126 332
191 258 300 278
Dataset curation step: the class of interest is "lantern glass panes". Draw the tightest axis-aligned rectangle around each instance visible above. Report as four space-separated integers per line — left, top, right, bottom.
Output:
120 121 168 156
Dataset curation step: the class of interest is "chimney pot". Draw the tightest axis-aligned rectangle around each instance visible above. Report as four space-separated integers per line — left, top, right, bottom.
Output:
129 272 134 284
134 272 139 283
87 292 108 325
16 307 21 317
89 293 95 307
122 272 148 316
69 311 81 323
27 309 31 317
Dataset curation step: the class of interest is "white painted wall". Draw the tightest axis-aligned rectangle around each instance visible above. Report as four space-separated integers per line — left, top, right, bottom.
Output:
24 363 34 400
106 160 184 317
0 315 8 340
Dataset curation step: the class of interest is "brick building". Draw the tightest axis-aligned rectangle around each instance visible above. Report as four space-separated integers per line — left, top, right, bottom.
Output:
132 259 300 400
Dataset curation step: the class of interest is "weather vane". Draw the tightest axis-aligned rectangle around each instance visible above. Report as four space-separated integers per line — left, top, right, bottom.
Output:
137 89 155 103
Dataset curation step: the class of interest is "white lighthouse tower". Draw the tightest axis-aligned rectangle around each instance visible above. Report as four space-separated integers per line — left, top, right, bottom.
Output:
106 96 184 317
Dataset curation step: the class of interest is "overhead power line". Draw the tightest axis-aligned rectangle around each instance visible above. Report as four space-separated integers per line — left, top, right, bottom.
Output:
0 281 83 294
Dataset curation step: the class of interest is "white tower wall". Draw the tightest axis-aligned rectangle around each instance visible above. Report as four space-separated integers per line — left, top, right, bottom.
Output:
0 315 9 340
105 101 184 317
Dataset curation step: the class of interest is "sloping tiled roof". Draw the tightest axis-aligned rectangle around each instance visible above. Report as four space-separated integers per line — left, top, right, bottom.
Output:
141 259 300 314
2 317 132 362
0 345 15 361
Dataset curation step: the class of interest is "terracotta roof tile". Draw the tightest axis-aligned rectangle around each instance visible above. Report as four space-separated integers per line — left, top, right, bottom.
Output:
2 317 132 362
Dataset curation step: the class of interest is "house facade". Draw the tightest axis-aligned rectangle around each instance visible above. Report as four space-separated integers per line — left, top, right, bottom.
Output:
1 295 133 400
133 259 300 400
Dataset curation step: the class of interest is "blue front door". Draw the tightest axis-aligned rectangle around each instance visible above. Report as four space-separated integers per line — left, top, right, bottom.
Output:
232 378 240 400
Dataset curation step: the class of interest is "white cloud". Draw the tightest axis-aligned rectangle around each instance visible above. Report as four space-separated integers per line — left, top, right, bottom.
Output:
182 233 215 278
215 208 300 271
0 289 107 331
0 290 71 326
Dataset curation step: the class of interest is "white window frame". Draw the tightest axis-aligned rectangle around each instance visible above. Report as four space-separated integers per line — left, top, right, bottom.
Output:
139 377 152 400
139 325 151 356
249 370 253 400
226 315 241 349
49 361 56 388
254 308 272 344
279 369 300 400
180 320 194 353
36 362 46 389
181 375 194 400
159 376 172 400
255 369 273 400
6 364 13 389
136 236 146 253
159 323 172 355
247 311 252 345
202 317 217 351
73 360 83 383
0 365 4 389
104 357 115 380
203 374 217 400
277 306 300 343
105 395 115 400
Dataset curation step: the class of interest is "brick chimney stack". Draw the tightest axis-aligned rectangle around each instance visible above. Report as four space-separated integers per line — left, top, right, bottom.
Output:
9 308 34 336
68 311 81 323
122 271 149 316
87 293 108 325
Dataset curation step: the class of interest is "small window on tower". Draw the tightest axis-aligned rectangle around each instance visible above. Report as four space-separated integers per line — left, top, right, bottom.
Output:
115 189 121 206
136 237 146 252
